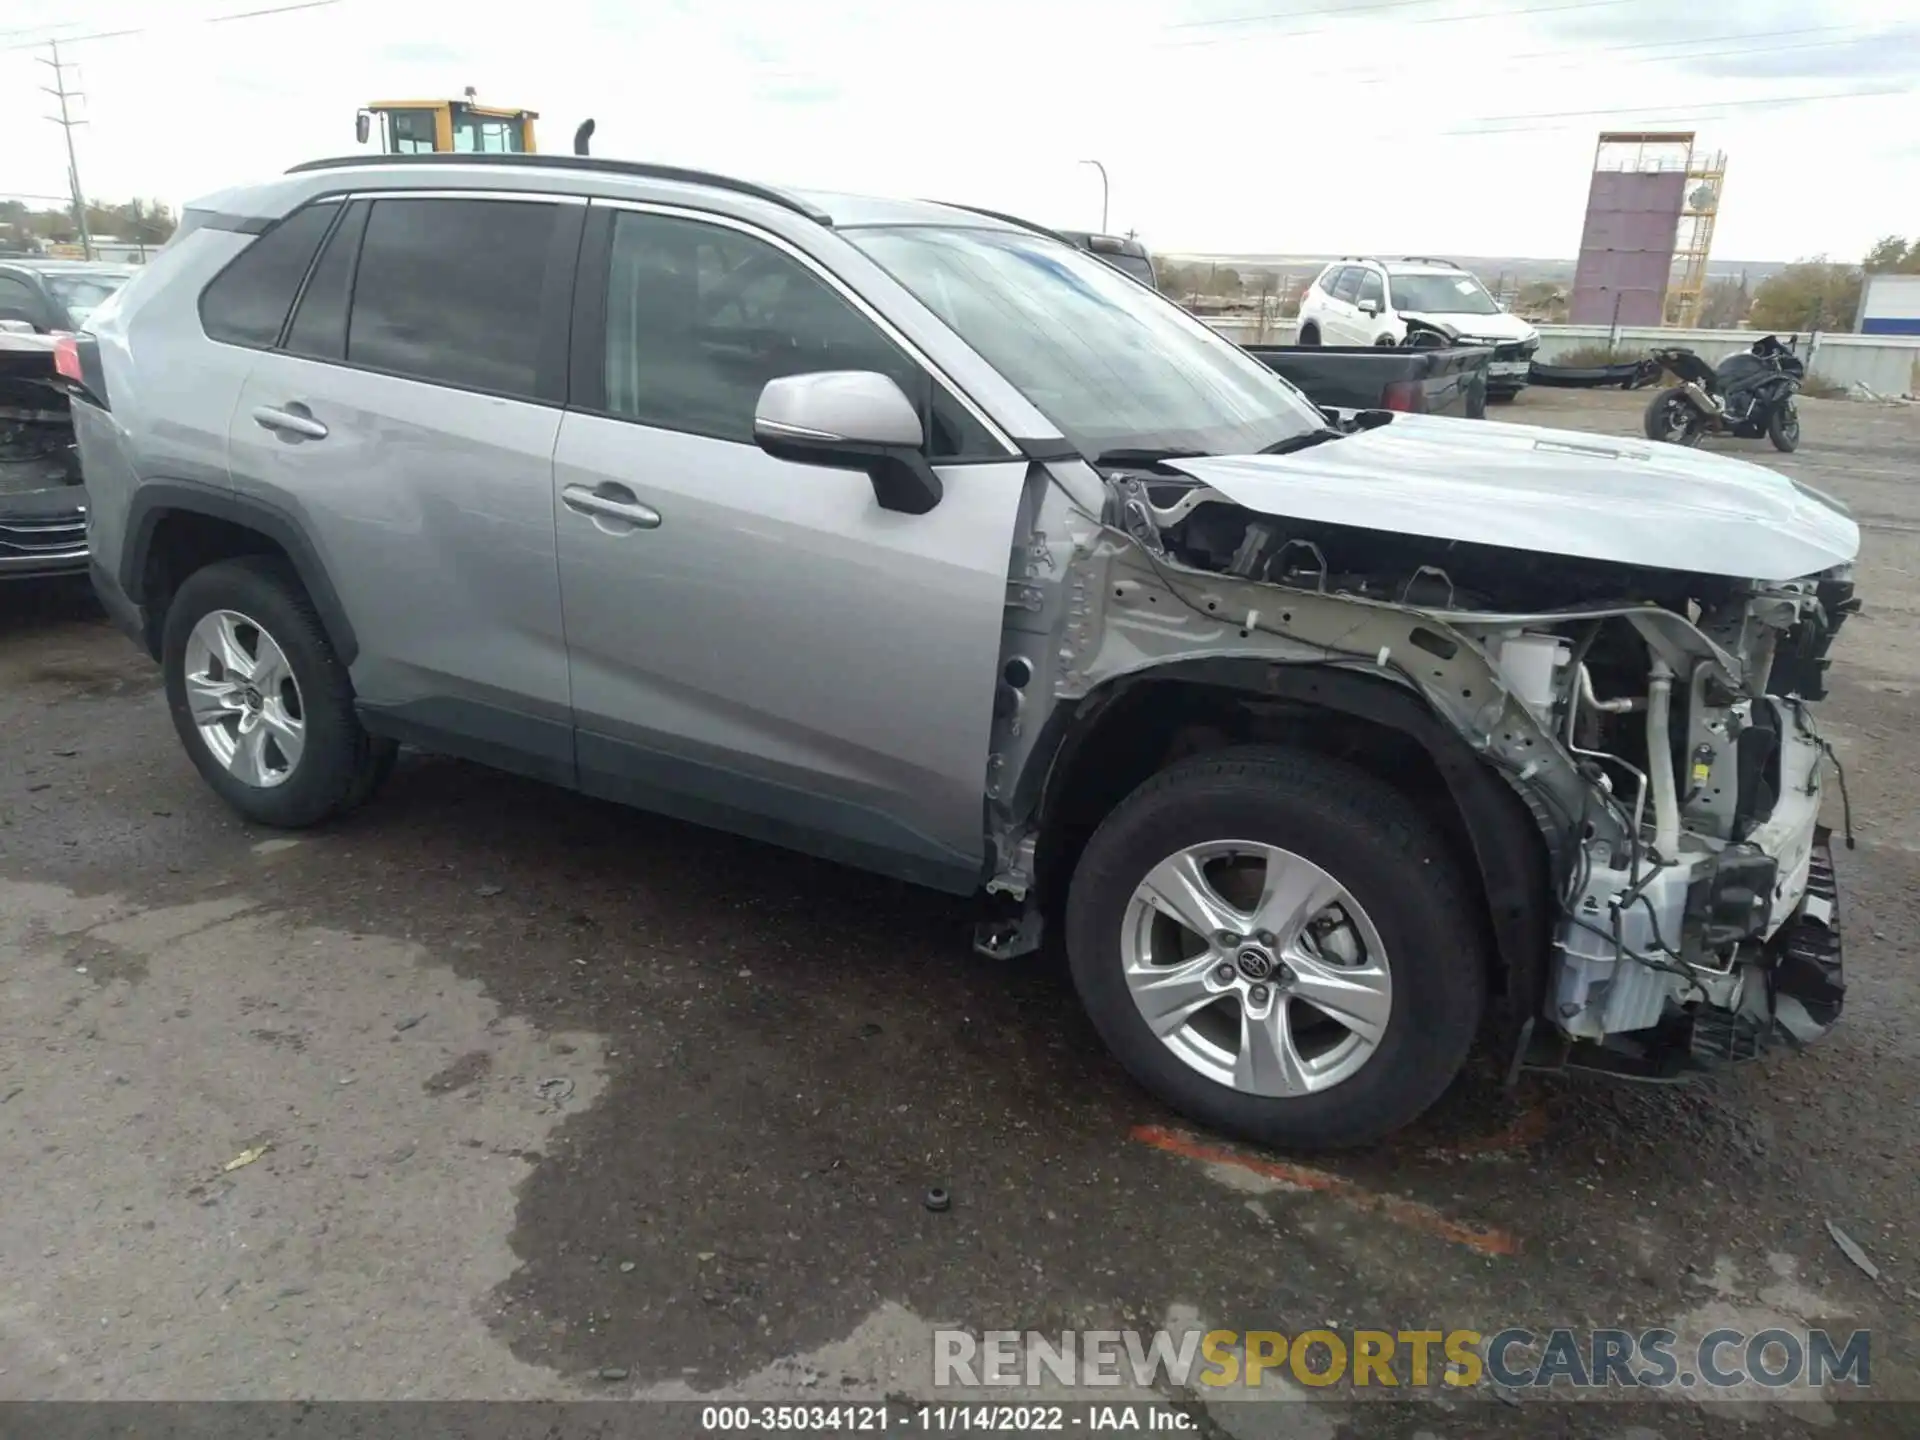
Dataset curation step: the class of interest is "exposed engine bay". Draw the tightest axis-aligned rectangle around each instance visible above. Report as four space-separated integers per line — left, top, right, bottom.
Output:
994 427 1860 1077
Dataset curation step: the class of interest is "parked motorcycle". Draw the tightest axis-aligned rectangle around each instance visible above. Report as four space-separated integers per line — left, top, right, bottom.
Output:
1642 334 1806 452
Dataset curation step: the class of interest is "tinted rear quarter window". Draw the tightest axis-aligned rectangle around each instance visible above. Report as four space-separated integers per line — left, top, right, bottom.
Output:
199 201 339 347
285 200 368 360
346 197 558 400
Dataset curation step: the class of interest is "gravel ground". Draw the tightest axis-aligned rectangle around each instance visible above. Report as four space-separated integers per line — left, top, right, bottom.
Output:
2 387 1916 1437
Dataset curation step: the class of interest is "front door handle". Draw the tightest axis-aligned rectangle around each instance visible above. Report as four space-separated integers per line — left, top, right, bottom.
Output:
562 483 661 530
253 404 328 440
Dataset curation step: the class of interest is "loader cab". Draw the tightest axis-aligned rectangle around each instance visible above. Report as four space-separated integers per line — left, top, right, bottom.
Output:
356 100 538 155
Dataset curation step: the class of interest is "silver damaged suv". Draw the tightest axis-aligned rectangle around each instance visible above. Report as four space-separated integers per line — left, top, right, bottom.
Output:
73 154 1860 1148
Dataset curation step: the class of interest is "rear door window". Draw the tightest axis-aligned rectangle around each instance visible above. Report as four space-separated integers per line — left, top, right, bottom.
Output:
345 196 561 401
1330 267 1362 303
199 201 339 348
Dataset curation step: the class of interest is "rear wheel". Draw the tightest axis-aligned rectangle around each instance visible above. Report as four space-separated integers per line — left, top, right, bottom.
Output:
162 556 396 828
1297 323 1321 347
1064 747 1486 1150
1643 387 1705 446
1768 403 1801 452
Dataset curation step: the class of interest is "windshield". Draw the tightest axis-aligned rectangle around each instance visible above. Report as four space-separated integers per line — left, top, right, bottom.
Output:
47 272 132 327
1387 272 1499 316
847 225 1324 458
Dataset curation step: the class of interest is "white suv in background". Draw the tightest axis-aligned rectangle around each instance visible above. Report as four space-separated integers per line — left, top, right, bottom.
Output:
1295 257 1540 400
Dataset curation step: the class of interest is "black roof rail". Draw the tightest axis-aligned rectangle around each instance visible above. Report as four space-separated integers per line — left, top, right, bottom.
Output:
284 152 833 225
1397 255 1461 268
925 201 1071 246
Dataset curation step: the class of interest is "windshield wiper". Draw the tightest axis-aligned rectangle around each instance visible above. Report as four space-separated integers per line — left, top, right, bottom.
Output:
1092 447 1209 469
1258 428 1344 456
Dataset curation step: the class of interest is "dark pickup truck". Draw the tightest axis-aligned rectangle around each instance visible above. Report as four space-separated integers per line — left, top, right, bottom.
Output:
1246 343 1491 419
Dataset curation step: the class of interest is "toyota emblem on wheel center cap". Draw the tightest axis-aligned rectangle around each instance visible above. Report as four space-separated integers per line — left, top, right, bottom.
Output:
1234 945 1275 981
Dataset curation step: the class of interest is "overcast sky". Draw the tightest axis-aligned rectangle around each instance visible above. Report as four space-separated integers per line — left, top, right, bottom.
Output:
4 0 1915 260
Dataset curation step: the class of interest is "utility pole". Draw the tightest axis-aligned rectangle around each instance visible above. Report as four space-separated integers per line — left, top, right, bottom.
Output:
40 40 93 260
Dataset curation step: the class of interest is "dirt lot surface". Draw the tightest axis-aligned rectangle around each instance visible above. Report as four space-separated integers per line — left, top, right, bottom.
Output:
3 388 1917 1436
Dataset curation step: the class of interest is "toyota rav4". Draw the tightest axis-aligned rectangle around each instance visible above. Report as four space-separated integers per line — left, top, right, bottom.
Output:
70 154 1858 1149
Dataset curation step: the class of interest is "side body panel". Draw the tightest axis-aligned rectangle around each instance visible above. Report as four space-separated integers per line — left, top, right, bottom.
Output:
70 229 265 594
228 355 573 773
554 415 1029 890
550 198 1055 891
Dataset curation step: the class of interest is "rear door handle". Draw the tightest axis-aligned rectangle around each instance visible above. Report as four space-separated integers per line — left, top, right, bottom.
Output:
253 404 328 440
562 483 661 530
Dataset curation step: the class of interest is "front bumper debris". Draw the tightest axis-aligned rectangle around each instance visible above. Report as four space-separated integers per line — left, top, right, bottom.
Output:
1529 828 1844 1081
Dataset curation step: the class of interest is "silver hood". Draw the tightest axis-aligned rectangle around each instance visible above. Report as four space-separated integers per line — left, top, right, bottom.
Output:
1162 414 1859 582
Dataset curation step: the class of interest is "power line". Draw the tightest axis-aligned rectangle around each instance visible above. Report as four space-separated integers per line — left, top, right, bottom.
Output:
1 0 340 53
1502 21 1872 62
1280 25 1918 92
1446 84 1910 134
1163 0 1646 44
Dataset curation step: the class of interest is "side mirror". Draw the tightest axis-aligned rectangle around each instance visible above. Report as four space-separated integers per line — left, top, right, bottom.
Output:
1357 299 1380 317
754 371 943 516
355 110 372 145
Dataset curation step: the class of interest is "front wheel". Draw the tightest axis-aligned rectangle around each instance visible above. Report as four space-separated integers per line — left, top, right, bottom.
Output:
1644 387 1705 446
1768 403 1801 452
162 556 397 828
1064 747 1486 1150
1296 323 1321 347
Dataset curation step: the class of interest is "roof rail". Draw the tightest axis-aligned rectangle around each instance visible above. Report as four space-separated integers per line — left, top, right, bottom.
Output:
1397 255 1461 268
929 201 1071 246
284 153 833 225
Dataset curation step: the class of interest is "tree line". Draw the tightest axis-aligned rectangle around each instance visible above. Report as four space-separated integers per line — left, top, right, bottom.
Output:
1745 234 1920 332
0 197 179 251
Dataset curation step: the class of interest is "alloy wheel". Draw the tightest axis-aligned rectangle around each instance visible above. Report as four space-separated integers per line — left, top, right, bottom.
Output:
1121 841 1392 1096
181 609 306 788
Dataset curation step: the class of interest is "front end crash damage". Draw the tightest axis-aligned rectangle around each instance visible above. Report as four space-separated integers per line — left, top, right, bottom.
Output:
986 439 1860 1080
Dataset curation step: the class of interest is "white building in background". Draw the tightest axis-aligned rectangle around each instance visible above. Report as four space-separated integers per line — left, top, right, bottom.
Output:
1857 273 1920 336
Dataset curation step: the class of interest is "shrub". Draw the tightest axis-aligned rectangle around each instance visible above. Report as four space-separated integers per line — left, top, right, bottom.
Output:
1550 343 1631 368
